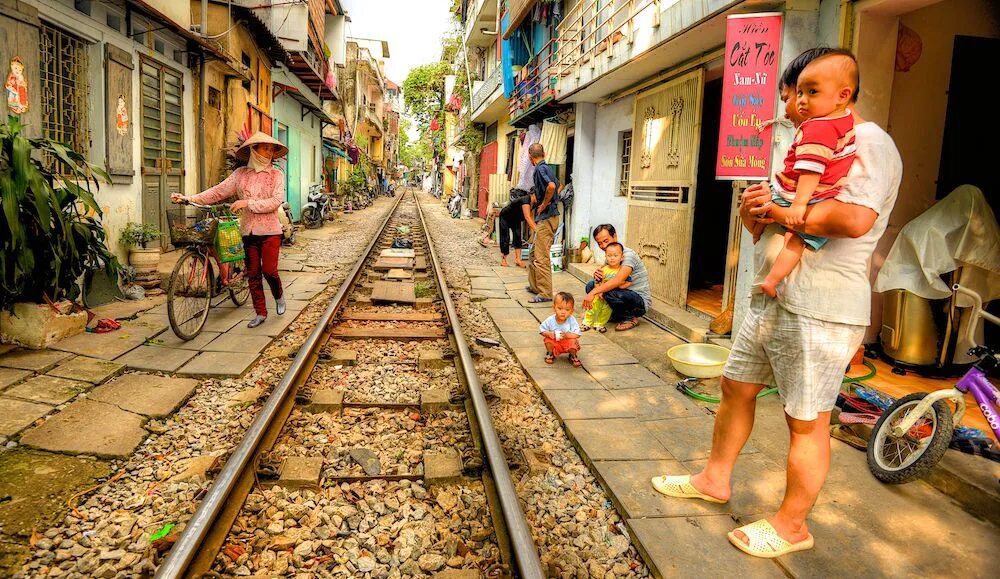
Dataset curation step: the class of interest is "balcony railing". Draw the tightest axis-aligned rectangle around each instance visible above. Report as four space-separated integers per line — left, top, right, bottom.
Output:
555 0 660 81
472 66 502 112
509 38 559 122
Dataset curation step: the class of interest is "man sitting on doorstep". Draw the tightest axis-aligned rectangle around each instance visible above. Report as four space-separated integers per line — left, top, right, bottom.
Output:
581 224 652 332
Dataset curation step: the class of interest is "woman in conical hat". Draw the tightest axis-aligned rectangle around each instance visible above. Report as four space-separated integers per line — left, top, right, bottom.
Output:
171 132 289 328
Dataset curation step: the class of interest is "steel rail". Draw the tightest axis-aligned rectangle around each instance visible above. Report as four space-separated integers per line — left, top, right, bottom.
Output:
414 194 546 578
155 193 405 579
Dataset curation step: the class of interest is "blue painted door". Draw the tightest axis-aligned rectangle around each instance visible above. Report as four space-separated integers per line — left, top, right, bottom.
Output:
286 127 302 220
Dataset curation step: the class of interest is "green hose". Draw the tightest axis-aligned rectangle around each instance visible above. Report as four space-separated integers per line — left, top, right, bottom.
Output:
677 359 877 404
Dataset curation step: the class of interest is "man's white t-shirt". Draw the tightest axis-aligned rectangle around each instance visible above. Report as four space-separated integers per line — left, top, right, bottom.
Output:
751 122 903 327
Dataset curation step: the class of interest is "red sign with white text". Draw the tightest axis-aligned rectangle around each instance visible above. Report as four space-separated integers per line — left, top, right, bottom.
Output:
715 13 783 180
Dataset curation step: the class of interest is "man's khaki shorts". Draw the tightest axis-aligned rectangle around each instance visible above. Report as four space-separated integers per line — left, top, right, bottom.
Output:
723 294 865 421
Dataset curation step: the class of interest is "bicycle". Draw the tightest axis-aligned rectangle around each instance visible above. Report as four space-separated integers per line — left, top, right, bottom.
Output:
867 284 999 483
165 202 251 340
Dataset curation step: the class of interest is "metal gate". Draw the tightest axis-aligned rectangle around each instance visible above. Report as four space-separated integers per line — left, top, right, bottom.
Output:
140 57 184 248
626 68 704 306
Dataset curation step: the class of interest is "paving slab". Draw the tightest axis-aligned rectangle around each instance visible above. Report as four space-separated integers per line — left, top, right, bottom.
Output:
644 417 757 462
465 268 496 277
628 516 784 578
89 374 199 417
18 399 146 457
483 307 538 325
225 312 297 336
178 351 260 377
593 460 724 518
470 277 506 291
202 309 253 333
470 289 508 300
51 322 159 360
492 266 528 279
4 375 88 405
116 345 198 373
149 330 222 351
512 345 560 369
46 356 124 384
683 454 786 517
564 418 672 461
203 333 273 354
525 366 605 391
609 385 706 421
578 342 639 367
0 349 73 372
542 389 637 420
479 298 518 308
0 397 53 436
528 308 550 323
0 367 31 390
492 317 541 332
589 365 667 390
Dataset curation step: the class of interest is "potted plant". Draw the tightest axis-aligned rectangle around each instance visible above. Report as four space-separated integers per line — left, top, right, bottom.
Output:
120 221 161 272
0 115 119 348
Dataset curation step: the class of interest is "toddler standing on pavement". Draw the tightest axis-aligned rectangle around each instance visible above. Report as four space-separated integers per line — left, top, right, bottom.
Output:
755 53 859 299
581 242 631 333
539 292 582 368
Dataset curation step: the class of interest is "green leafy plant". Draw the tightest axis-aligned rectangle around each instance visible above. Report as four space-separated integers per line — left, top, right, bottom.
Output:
120 222 160 249
0 115 119 310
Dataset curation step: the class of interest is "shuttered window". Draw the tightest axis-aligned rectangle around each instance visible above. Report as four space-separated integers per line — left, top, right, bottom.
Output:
140 59 183 171
40 23 89 171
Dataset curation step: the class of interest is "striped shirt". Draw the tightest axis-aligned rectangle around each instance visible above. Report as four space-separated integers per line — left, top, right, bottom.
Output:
773 110 856 204
622 248 652 309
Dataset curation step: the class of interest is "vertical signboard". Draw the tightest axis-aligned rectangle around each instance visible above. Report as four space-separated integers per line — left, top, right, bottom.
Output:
715 13 782 180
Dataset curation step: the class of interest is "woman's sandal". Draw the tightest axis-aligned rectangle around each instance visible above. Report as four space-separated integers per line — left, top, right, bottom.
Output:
568 354 582 368
726 519 814 559
545 352 555 365
615 318 640 331
597 326 607 333
580 325 592 332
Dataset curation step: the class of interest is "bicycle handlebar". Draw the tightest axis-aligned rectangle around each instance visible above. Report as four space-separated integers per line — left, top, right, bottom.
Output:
953 284 1000 348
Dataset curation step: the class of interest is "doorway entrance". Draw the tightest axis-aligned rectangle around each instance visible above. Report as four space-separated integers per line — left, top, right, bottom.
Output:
140 57 184 249
687 75 731 318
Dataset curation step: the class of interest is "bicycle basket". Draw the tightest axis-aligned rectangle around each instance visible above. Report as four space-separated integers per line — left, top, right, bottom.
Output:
214 217 245 263
167 208 217 246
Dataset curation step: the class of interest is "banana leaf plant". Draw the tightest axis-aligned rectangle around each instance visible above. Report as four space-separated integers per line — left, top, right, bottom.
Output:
0 115 119 311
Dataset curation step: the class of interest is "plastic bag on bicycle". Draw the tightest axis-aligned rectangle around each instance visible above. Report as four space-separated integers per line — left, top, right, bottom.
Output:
215 218 245 263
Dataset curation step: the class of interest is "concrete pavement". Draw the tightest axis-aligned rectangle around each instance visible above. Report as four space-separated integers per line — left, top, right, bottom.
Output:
471 265 1000 578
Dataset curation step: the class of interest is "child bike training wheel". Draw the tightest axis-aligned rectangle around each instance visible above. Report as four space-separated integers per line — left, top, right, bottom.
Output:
866 392 954 484
167 250 215 340
226 258 251 307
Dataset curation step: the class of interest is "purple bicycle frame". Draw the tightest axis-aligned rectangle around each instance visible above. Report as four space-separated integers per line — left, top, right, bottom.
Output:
957 366 1000 440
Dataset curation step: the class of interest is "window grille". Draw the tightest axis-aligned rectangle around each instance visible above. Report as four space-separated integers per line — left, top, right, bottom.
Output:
40 23 90 171
618 130 632 196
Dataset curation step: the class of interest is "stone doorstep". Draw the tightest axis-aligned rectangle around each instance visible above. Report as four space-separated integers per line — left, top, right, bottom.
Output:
565 262 710 343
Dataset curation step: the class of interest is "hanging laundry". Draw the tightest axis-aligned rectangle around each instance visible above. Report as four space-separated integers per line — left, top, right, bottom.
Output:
540 121 568 166
516 123 543 192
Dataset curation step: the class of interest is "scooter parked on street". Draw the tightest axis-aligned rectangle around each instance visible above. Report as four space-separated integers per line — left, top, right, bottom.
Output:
301 185 331 229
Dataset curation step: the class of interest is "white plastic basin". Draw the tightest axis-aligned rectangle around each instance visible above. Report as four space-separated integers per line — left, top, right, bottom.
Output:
667 343 731 378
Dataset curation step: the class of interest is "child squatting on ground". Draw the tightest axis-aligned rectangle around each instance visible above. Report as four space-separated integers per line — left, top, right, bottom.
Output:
539 292 583 368
754 53 859 298
581 242 632 333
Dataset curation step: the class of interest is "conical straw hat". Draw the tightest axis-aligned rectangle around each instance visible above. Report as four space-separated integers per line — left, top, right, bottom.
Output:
235 131 289 161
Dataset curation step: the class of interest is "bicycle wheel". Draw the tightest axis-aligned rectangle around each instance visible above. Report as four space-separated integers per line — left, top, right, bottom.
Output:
302 207 321 229
866 392 954 484
167 249 214 340
226 258 251 306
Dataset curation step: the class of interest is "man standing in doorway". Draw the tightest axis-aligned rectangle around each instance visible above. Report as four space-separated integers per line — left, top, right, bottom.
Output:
526 143 560 303
583 224 651 331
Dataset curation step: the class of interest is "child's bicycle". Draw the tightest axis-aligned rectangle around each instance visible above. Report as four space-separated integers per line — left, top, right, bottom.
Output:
866 284 999 483
165 202 250 340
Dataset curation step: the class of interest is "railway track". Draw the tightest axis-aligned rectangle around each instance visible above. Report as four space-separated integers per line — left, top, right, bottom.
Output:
154 190 544 578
